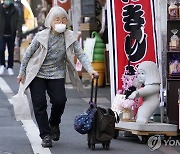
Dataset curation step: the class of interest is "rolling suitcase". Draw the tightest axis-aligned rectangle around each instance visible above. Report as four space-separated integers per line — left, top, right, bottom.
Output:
87 76 115 150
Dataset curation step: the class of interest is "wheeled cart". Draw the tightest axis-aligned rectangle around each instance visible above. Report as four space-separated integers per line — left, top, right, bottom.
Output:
87 76 115 150
114 121 178 143
87 116 111 150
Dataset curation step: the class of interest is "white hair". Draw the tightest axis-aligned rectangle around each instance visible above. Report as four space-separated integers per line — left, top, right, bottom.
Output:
138 61 161 85
44 6 69 28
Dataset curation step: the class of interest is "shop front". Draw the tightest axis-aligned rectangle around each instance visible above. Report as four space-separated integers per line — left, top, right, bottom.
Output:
107 0 179 142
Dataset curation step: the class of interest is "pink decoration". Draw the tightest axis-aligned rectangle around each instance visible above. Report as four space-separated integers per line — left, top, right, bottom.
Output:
132 97 143 118
120 99 135 109
121 74 137 93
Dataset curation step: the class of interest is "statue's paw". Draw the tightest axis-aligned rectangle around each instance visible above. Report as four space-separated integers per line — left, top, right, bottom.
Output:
136 117 148 124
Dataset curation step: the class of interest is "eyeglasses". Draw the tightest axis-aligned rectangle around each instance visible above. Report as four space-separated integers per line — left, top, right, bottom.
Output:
54 16 67 23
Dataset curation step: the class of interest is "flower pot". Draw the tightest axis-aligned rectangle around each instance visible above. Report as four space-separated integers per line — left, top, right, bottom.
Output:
93 54 104 62
92 62 105 87
93 48 104 54
91 31 105 63
95 42 106 48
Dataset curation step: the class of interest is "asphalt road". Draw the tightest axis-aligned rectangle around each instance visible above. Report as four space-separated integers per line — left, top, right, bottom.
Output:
0 63 179 154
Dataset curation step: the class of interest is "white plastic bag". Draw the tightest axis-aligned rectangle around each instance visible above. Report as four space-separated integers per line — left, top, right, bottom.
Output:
12 89 32 121
84 38 96 62
111 94 126 115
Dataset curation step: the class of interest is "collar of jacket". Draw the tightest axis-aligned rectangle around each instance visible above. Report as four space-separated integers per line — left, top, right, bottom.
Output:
36 28 76 49
2 4 16 15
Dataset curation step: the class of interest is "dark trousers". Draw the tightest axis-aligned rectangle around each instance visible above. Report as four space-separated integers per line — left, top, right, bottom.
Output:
0 35 15 68
29 77 67 139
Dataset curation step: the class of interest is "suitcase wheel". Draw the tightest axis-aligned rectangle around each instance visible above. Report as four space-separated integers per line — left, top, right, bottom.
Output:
102 143 110 150
88 142 91 148
90 144 95 150
88 141 95 150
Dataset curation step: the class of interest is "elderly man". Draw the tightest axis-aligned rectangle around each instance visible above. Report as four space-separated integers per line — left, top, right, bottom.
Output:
0 0 22 75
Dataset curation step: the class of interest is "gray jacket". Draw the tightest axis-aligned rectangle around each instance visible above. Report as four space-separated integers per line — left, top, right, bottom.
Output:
19 28 94 95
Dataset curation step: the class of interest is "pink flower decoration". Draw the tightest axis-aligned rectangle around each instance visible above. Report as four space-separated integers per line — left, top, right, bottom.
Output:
120 99 135 109
121 74 137 93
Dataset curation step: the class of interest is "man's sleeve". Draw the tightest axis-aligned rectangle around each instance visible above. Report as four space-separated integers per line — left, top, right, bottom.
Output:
16 8 22 37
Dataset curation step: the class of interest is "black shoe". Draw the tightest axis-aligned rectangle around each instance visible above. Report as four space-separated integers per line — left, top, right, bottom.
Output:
41 135 52 148
50 125 60 141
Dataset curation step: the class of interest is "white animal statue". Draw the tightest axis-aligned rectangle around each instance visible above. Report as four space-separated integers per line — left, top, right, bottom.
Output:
128 61 161 123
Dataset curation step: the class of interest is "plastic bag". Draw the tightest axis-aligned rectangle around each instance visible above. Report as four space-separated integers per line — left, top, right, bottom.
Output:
12 90 32 121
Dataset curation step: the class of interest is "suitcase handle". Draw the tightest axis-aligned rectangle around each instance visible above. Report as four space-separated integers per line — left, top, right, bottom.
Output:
90 75 99 104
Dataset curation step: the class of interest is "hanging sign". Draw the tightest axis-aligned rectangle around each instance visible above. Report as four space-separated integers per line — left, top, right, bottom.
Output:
108 0 157 93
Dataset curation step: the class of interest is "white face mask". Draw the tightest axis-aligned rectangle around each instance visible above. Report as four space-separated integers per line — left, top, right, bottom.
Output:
54 24 66 33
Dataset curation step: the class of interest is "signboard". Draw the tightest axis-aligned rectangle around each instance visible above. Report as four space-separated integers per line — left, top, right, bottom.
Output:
107 0 157 100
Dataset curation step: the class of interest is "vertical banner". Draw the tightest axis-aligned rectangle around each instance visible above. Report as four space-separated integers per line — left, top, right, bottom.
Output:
108 0 157 98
